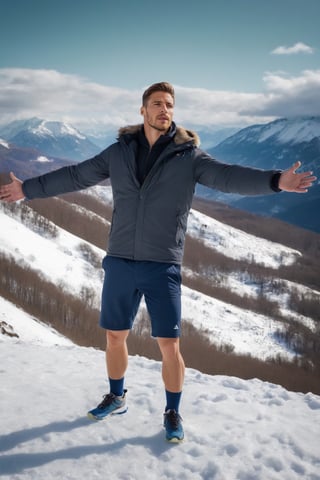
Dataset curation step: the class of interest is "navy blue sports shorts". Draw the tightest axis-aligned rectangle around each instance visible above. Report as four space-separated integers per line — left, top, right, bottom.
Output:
99 256 182 338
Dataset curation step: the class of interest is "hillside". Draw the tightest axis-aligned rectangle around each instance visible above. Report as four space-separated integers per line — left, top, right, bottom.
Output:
0 141 72 179
0 182 319 394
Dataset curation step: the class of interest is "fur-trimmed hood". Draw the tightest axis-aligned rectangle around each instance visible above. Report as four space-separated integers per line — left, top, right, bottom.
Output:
118 124 200 147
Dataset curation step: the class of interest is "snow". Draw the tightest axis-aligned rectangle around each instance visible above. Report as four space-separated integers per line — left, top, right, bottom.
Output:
1 303 320 480
59 122 86 140
187 209 300 268
0 206 105 305
0 297 73 346
248 118 320 145
181 284 294 360
30 120 86 140
0 138 10 148
258 118 320 144
223 117 320 147
225 274 319 332
81 184 114 205
35 155 53 163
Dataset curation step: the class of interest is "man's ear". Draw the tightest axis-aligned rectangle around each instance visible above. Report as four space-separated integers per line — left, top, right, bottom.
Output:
140 105 145 116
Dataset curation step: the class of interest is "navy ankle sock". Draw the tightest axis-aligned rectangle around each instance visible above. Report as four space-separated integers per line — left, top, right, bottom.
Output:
109 377 124 397
165 390 182 413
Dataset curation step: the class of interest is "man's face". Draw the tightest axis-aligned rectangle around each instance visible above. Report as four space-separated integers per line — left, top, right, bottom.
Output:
141 91 174 133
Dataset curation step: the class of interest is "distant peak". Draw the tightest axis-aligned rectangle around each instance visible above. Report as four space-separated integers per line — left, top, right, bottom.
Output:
221 116 320 146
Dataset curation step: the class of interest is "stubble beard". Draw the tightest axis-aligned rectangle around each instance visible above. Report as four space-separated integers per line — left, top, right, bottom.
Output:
146 115 170 133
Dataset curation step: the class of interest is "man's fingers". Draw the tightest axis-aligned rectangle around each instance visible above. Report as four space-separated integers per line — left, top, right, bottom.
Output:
10 171 22 183
292 160 301 170
0 190 11 201
295 173 317 193
299 173 317 185
291 160 301 173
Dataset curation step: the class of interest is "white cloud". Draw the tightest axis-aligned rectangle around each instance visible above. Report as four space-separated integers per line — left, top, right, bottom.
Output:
250 69 320 117
174 86 272 127
271 42 314 55
0 68 319 132
0 68 142 130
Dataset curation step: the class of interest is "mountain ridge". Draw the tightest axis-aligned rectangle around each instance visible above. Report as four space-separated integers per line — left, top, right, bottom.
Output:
0 117 100 161
196 116 320 232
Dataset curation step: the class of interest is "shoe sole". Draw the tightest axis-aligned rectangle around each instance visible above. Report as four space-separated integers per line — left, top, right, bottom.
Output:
87 406 128 421
166 435 184 443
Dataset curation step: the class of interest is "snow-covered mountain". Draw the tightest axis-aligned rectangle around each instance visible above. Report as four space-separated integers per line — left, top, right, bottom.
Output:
0 118 100 161
1 307 320 480
196 116 320 232
220 116 320 147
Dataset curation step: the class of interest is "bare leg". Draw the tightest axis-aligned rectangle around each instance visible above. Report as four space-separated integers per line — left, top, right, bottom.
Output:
157 337 185 392
106 329 130 379
87 329 130 419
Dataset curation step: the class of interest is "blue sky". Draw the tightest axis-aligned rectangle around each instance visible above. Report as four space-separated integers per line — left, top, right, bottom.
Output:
0 0 319 132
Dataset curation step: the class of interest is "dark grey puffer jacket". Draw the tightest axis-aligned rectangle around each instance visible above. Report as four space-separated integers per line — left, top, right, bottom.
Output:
23 124 281 264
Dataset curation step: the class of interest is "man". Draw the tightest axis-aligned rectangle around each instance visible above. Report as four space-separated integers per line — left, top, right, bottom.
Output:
0 82 316 442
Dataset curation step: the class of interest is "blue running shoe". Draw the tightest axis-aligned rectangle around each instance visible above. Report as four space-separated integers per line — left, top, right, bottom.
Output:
87 389 127 420
163 409 184 443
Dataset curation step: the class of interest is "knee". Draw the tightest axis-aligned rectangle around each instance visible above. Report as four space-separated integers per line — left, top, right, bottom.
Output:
106 329 129 348
157 338 181 359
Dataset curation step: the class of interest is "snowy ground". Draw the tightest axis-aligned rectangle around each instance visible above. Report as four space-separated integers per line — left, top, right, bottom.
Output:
1 302 320 480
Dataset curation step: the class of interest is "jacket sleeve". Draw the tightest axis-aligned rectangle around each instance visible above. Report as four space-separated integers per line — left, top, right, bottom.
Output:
22 147 112 199
193 149 281 196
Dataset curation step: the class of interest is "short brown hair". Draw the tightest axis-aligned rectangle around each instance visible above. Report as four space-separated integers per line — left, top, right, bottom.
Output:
142 82 175 106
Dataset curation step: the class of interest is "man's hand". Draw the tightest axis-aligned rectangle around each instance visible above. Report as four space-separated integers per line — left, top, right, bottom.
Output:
0 172 25 202
279 161 317 193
